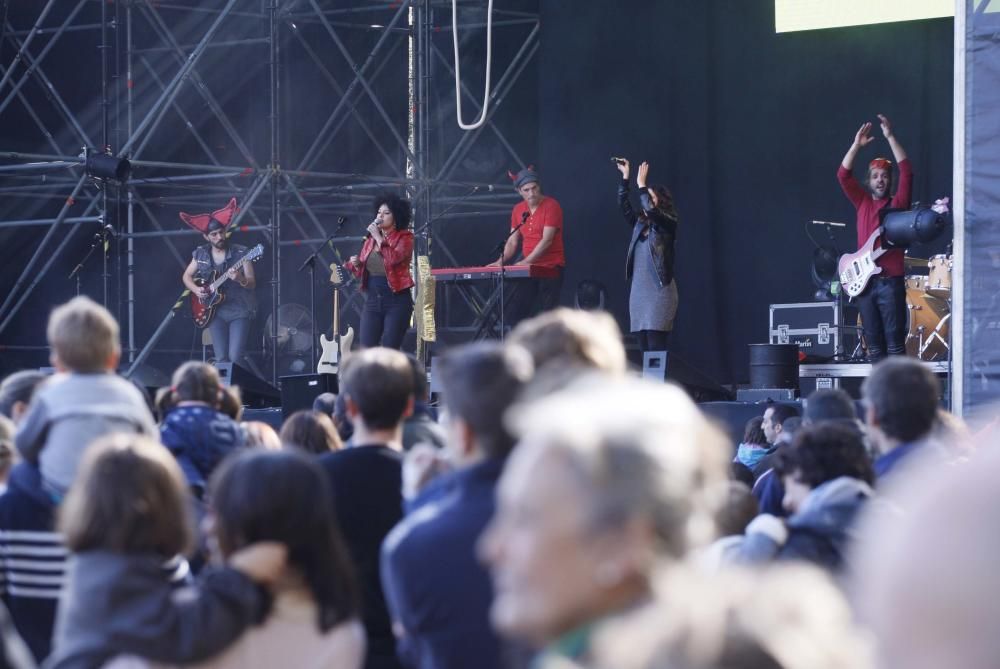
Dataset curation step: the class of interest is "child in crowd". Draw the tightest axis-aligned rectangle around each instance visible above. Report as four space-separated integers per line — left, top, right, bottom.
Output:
159 362 245 499
15 297 157 495
47 434 284 669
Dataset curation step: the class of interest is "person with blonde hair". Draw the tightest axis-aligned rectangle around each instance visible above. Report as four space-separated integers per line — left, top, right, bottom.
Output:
48 434 284 668
478 375 729 665
16 296 157 496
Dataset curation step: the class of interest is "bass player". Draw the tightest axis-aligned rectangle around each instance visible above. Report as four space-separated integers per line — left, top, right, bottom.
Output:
180 197 257 366
837 113 912 361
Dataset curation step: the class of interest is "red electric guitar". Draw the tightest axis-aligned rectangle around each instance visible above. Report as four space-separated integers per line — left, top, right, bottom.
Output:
190 244 264 328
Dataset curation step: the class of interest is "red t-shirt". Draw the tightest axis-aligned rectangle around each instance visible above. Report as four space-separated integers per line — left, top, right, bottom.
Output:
510 196 565 268
836 158 913 277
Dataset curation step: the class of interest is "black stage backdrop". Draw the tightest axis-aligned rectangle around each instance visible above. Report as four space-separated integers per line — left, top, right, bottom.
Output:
536 1 953 385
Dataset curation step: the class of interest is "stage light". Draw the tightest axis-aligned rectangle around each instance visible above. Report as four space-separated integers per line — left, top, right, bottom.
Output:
811 245 840 300
85 149 130 183
881 206 947 247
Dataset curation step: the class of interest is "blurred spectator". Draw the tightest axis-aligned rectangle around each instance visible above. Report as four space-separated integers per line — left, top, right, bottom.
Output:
851 439 1000 669
15 297 157 495
312 392 337 418
585 565 873 669
734 416 768 470
48 434 283 668
739 423 874 571
382 342 532 669
164 449 364 669
401 354 446 452
280 410 343 455
0 415 16 494
241 421 281 451
508 308 626 398
862 357 943 480
159 362 245 500
804 388 857 424
0 370 47 424
752 404 802 516
318 348 414 669
333 392 355 443
700 481 759 570
478 375 729 664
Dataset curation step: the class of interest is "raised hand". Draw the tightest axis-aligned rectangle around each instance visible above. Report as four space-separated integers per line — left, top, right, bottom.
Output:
877 113 893 139
616 157 630 179
637 161 650 188
854 122 874 148
366 222 381 239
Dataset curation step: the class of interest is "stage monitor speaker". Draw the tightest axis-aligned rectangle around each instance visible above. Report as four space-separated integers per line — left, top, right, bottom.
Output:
642 351 734 402
213 362 280 408
279 373 338 420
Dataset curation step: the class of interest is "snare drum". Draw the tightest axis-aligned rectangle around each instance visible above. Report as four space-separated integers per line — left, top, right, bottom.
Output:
927 254 953 298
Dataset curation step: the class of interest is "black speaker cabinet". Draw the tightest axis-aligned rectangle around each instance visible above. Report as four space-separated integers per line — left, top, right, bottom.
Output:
213 362 280 408
641 351 734 402
279 373 338 420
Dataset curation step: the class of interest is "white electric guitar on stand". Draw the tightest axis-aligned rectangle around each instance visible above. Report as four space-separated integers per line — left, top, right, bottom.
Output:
317 264 354 375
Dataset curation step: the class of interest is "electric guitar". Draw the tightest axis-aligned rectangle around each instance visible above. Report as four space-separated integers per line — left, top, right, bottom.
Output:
838 228 886 298
317 264 355 375
190 244 264 328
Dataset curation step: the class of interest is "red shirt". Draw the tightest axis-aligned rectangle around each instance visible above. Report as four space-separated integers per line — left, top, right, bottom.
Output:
837 158 913 277
511 196 565 268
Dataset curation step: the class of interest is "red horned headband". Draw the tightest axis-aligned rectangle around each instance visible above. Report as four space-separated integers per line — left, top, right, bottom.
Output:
508 164 539 191
179 197 239 235
868 158 892 172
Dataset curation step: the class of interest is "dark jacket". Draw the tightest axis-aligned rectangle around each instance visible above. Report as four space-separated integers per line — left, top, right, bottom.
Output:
619 179 677 289
348 230 415 294
0 463 62 664
47 552 266 669
381 457 505 669
319 444 404 669
741 476 872 571
160 405 245 497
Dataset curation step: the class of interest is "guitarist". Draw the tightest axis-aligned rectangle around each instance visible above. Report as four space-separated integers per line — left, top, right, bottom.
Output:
180 197 257 366
837 114 912 361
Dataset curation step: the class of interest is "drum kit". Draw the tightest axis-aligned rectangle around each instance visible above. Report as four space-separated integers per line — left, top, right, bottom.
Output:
857 253 953 361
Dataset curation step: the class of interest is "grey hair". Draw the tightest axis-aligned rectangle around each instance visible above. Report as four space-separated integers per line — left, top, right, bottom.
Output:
507 374 730 559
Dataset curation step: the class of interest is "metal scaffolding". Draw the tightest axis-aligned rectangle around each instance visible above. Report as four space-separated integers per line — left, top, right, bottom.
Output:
0 0 540 381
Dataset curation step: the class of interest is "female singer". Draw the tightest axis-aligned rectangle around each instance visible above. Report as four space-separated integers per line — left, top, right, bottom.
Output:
615 159 679 352
346 192 415 350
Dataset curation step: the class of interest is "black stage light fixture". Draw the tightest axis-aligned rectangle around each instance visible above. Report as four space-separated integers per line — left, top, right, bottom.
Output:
880 205 947 247
85 149 131 183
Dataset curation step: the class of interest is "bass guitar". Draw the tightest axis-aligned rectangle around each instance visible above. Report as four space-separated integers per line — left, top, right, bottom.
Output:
190 244 264 328
838 228 886 298
317 263 355 375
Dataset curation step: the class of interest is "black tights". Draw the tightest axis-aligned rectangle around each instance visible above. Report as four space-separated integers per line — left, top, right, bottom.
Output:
636 329 670 352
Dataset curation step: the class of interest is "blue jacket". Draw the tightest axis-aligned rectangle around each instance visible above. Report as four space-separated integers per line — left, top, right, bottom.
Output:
741 476 872 571
0 462 64 663
160 405 245 497
381 457 505 669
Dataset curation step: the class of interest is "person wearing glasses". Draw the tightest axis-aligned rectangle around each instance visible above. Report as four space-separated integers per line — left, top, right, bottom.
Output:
346 193 415 351
615 159 679 353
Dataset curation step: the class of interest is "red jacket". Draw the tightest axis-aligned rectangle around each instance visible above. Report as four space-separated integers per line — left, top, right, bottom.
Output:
347 228 415 293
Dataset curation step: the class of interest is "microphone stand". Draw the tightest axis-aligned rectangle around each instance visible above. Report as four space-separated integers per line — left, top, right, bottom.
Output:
486 215 528 340
68 224 111 295
298 216 346 369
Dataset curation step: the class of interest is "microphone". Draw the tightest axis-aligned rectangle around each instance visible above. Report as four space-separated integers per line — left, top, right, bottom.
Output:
521 211 529 223
611 157 626 165
811 220 847 228
364 217 379 240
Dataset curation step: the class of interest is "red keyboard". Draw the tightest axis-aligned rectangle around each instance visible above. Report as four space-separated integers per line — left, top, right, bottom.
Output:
430 265 560 282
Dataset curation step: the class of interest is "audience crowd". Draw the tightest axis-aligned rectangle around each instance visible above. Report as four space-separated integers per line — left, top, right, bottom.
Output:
0 294 989 669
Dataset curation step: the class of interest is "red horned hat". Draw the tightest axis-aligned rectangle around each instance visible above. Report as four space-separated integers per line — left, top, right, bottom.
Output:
179 197 240 235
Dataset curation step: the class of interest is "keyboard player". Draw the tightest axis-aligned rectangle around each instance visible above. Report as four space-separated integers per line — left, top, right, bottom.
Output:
487 165 565 323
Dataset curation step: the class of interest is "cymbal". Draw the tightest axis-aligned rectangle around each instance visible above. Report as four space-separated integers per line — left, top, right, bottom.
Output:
904 256 929 268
